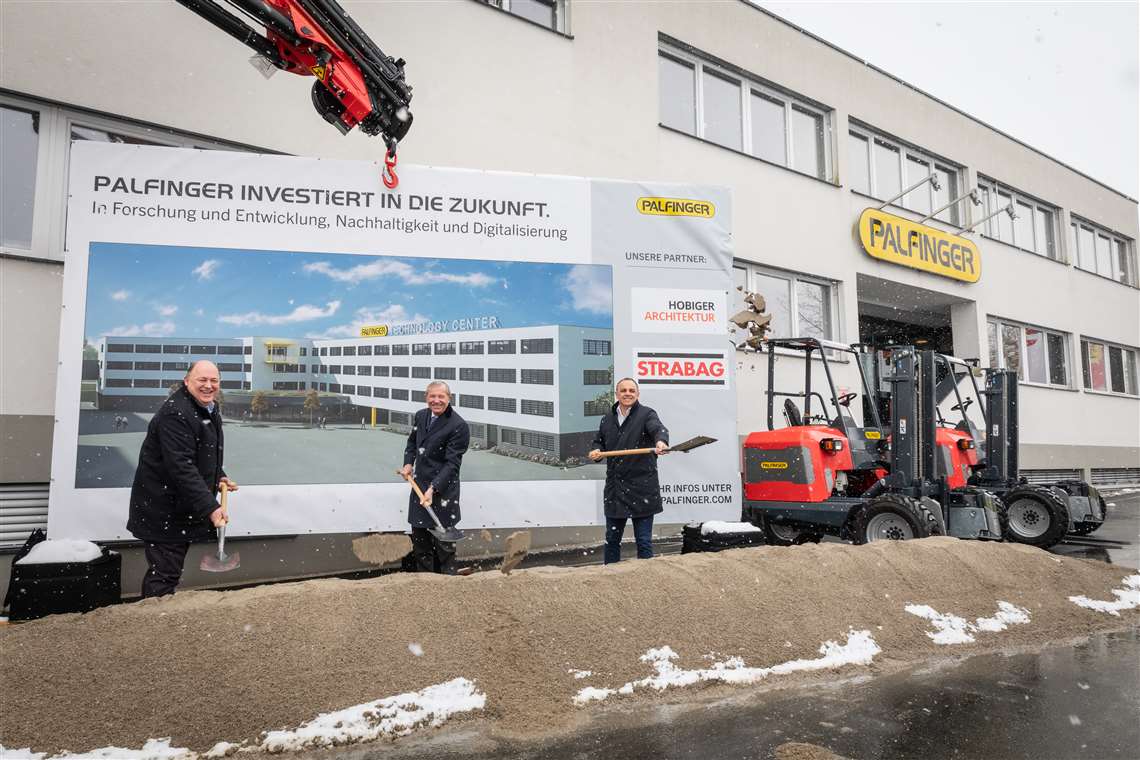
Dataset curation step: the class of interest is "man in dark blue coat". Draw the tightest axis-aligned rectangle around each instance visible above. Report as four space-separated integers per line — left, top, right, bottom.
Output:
127 360 237 597
401 380 470 573
588 378 669 563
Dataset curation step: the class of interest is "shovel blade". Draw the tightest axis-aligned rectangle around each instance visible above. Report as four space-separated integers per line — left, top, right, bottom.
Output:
669 435 717 453
429 527 466 543
200 551 241 573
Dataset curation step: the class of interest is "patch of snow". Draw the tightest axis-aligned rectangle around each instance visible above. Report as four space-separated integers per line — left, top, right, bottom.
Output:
905 601 1031 644
5 739 196 759
408 643 424 657
1068 715 1082 726
568 669 592 679
1068 575 1140 617
699 521 762 536
572 630 879 705
15 540 102 565
259 677 485 752
202 742 238 758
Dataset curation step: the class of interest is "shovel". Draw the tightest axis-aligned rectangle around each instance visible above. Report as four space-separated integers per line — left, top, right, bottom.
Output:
592 435 717 459
397 470 466 543
200 482 240 573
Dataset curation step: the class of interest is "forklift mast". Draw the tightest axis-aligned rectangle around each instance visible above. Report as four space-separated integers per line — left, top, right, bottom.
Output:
977 367 1020 487
882 348 939 496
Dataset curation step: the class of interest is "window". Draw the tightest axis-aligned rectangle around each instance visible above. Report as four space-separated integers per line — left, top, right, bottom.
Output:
106 361 133 370
850 124 961 224
583 339 611 356
1080 338 1138 395
500 428 518 444
329 365 342 374
216 345 243 355
460 368 484 382
220 380 242 390
521 338 554 354
134 361 160 371
392 366 409 378
974 178 1059 259
135 344 162 354
488 396 516 413
434 367 456 380
392 344 410 355
521 369 554 385
412 343 431 355
488 368 516 383
434 342 456 355
133 379 161 388
358 365 372 376
521 399 554 417
375 387 389 398
299 347 308 357
342 385 356 395
190 345 216 354
391 388 409 401
460 341 485 355
659 43 831 180
583 369 611 385
106 378 132 388
1 105 39 249
358 345 372 356
411 390 425 403
1069 216 1136 285
358 386 371 397
328 347 342 356
489 340 516 354
520 431 556 451
478 0 565 33
162 362 186 371
734 262 836 341
163 345 188 354
584 399 610 416
374 344 390 356
342 365 355 375
987 318 1069 387
319 347 328 356
412 367 431 379
375 366 390 377
342 346 356 356
459 394 485 410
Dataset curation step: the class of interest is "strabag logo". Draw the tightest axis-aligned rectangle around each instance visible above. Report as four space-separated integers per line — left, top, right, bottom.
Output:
636 197 716 218
634 349 730 388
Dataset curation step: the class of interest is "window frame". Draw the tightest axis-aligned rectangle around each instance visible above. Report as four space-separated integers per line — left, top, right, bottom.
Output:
732 260 840 345
1069 215 1137 286
848 122 963 225
1079 336 1139 396
658 42 834 182
476 0 570 35
986 316 1072 389
974 176 1061 260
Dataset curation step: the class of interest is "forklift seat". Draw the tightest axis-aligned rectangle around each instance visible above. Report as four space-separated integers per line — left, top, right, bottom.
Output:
783 398 803 427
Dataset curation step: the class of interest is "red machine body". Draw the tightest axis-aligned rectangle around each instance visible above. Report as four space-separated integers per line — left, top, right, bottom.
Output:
935 427 979 489
743 426 853 503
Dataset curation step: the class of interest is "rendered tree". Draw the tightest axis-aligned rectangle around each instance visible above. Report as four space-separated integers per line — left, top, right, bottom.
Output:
250 390 269 421
303 389 320 427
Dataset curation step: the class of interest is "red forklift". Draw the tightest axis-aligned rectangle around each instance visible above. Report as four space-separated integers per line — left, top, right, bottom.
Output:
741 338 1003 545
926 351 1107 545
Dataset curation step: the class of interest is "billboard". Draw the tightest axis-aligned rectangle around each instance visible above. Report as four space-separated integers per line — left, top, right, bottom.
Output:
53 142 736 539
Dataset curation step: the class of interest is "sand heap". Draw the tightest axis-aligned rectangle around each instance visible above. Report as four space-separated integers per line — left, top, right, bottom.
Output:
2 538 1137 757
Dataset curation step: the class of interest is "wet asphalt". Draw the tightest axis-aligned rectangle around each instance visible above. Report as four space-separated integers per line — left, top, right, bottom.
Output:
310 490 1139 760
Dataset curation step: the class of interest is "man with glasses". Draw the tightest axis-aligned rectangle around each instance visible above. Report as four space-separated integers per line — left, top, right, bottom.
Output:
127 360 238 597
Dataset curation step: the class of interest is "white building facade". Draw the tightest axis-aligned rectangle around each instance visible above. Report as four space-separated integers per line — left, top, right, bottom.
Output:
1 2 1137 568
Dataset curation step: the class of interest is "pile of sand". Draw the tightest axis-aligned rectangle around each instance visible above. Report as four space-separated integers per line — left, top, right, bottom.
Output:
2 538 1137 756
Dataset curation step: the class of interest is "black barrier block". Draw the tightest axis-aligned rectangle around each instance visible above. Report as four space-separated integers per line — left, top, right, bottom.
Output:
7 551 122 621
680 523 765 554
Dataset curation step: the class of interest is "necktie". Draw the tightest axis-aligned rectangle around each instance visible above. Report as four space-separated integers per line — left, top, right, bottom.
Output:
427 414 436 431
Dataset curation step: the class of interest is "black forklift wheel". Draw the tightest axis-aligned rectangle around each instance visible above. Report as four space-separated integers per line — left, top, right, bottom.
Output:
1002 485 1070 548
850 493 943 544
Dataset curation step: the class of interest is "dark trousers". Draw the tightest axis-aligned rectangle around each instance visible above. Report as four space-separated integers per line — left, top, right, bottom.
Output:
604 516 654 564
141 541 190 598
410 527 457 574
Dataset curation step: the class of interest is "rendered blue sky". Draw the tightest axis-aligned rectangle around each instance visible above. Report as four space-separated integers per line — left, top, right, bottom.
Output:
85 243 612 340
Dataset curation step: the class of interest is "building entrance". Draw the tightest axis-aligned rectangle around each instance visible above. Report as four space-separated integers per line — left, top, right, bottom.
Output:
856 274 964 354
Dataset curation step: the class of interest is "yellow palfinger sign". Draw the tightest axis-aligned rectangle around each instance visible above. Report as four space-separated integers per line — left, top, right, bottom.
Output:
636 197 716 218
360 324 388 337
858 208 981 283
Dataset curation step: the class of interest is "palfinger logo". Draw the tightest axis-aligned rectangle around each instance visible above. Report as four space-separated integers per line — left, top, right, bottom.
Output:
761 462 789 470
360 324 389 337
636 197 716 218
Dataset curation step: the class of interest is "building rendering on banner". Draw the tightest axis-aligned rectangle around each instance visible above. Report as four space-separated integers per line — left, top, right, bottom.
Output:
92 325 614 458
2 1 1137 580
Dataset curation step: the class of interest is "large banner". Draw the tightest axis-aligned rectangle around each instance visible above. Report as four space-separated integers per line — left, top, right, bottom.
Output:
52 143 737 539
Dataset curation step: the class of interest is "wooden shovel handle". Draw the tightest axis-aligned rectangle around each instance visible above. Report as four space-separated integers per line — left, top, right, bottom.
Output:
594 447 656 458
397 470 428 501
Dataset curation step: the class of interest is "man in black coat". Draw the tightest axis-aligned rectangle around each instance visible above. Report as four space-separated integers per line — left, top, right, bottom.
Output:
588 378 669 563
401 380 470 573
127 360 237 597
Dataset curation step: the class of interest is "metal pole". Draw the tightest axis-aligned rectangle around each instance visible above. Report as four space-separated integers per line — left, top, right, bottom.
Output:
877 172 940 211
956 202 1016 235
918 188 981 225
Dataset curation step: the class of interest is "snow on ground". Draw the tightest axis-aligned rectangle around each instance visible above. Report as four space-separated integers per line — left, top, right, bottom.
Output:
699 521 762 535
259 677 486 752
904 601 1031 645
1069 575 1140 616
15 541 102 565
1 679 485 759
572 630 880 705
